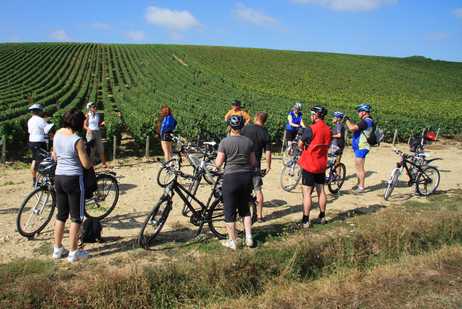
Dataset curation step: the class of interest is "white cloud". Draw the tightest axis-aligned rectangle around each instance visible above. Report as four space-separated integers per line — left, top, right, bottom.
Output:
291 0 398 12
126 31 145 41
145 5 201 31
49 30 71 42
91 22 111 31
234 3 279 27
454 8 462 18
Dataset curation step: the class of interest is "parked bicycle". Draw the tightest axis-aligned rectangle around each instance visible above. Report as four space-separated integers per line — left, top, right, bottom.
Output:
384 148 441 200
16 154 119 239
138 168 257 249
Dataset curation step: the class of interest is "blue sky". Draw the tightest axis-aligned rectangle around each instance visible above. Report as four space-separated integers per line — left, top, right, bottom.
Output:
1 0 461 62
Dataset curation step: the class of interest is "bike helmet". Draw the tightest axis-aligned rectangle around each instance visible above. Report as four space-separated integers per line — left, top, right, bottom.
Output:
227 115 244 130
356 103 372 113
28 103 44 112
310 106 328 118
87 101 95 109
425 130 437 142
38 157 56 176
293 102 302 111
231 99 241 107
333 111 345 119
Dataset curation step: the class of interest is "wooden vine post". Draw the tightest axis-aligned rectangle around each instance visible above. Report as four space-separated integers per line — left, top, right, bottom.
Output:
1 135 6 164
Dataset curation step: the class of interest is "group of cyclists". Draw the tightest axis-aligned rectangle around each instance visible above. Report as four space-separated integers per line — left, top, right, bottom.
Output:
25 98 376 259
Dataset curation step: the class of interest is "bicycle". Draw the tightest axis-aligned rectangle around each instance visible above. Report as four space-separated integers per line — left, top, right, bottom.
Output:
384 148 441 201
156 135 217 187
280 143 302 192
138 169 257 249
16 155 120 239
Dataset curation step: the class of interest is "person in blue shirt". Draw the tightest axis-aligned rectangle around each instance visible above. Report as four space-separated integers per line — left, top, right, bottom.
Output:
345 103 374 193
285 102 305 152
156 105 177 161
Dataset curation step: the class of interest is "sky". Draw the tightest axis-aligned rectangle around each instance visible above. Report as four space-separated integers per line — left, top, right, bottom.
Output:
0 0 461 62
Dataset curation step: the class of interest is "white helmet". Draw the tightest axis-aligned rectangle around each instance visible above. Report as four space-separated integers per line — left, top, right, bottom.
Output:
28 103 44 112
87 102 95 109
293 102 302 110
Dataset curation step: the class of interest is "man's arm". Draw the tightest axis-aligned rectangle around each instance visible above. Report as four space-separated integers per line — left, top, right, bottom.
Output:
265 150 272 173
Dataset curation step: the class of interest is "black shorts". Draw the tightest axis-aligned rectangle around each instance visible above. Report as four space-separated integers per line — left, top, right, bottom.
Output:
55 175 84 224
302 170 326 187
285 130 297 142
222 172 252 222
160 132 173 142
28 142 47 169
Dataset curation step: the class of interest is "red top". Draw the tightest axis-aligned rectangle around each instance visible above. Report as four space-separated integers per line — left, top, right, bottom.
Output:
298 120 332 174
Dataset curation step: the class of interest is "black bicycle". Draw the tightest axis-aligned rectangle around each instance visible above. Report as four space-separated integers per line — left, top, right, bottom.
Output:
138 169 257 249
16 156 119 239
384 148 441 200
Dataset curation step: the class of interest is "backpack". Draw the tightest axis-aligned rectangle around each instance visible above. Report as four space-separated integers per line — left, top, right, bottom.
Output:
363 119 384 146
80 218 103 243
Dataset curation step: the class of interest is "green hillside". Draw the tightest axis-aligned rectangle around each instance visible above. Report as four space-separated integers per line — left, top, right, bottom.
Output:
1 43 461 145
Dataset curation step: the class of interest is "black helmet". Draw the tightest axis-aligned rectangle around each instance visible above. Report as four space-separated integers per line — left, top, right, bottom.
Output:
228 115 244 130
310 106 328 118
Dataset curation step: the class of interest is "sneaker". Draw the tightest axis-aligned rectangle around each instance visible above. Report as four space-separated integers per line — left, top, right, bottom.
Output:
220 239 237 250
52 246 69 259
67 249 89 263
318 217 327 225
353 187 365 194
257 217 265 223
245 237 254 248
302 220 311 229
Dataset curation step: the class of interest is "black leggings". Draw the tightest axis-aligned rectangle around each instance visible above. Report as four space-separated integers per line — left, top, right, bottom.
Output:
55 175 84 224
222 172 252 222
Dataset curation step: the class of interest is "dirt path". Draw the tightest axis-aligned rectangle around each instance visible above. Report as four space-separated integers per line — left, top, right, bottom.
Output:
0 142 461 264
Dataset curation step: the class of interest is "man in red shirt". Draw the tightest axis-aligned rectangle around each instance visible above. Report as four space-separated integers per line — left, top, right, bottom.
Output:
298 106 331 228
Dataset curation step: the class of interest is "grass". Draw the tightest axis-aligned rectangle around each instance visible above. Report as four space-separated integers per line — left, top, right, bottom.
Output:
0 191 461 308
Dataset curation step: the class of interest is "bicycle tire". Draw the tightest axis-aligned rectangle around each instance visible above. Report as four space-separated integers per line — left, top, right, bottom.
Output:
280 163 301 192
282 143 295 167
85 173 119 220
327 163 346 194
415 166 440 196
16 187 56 238
384 168 401 201
208 197 257 239
156 158 180 187
138 198 172 249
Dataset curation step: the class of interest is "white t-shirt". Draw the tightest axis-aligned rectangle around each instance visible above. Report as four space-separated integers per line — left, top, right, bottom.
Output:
28 115 53 142
87 112 100 131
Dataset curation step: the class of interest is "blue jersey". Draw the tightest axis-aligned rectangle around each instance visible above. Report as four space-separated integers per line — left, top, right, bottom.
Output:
352 118 373 150
160 115 177 135
286 111 303 132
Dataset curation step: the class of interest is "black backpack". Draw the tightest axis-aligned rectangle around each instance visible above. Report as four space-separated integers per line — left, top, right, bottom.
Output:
80 218 103 243
362 119 384 146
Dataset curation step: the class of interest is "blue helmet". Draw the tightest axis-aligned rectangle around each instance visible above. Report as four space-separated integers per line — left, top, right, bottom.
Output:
333 111 345 119
356 103 372 113
227 115 244 130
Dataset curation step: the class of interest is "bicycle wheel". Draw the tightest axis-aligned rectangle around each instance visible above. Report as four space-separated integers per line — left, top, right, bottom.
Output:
327 163 346 194
282 143 295 167
85 174 119 220
416 166 440 196
138 198 172 249
280 163 302 192
16 187 56 238
208 198 257 239
384 168 401 201
156 158 180 187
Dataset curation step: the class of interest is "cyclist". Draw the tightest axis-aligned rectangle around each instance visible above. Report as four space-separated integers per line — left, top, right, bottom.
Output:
52 108 92 262
241 111 272 223
224 100 251 125
156 105 177 161
331 111 346 163
84 102 108 168
285 102 305 152
345 103 374 193
298 106 331 228
27 104 54 186
215 115 257 250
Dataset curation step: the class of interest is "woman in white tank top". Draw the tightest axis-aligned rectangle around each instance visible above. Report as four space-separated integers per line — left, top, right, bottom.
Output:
84 102 108 168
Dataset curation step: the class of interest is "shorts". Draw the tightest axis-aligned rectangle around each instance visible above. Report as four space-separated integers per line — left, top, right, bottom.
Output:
55 175 85 224
28 142 47 169
86 130 104 156
222 172 252 222
302 170 326 187
285 130 298 142
252 169 263 192
354 148 369 159
160 132 173 142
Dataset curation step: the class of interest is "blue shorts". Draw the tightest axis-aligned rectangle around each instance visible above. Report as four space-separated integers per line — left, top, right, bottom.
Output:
354 149 369 159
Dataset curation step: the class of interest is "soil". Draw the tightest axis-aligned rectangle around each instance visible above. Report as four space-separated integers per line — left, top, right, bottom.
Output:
0 142 461 264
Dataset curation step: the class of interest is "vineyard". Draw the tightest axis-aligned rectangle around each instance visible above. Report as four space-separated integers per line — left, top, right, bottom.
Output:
1 43 462 148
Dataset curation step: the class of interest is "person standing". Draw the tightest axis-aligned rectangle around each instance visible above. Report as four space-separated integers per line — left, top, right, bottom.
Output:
241 112 272 222
298 106 331 228
52 108 92 262
331 111 346 163
285 102 305 152
27 104 54 186
84 102 107 168
345 103 374 193
215 115 256 250
224 100 251 125
156 105 177 162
